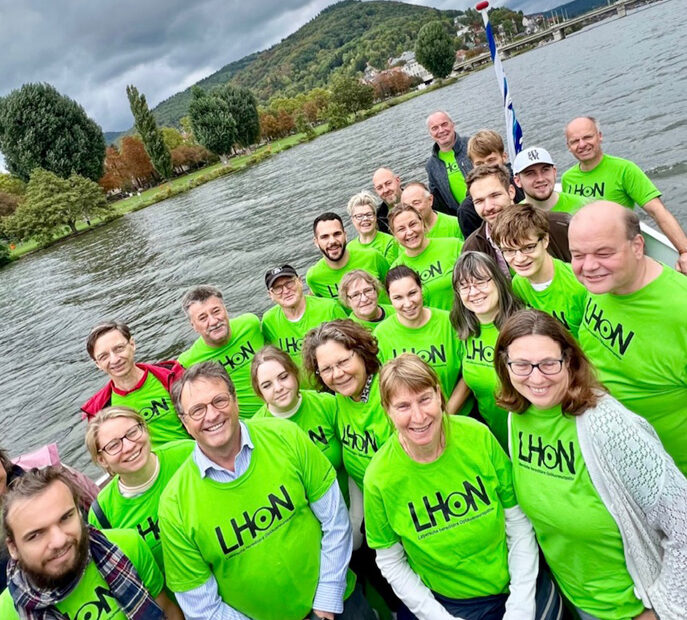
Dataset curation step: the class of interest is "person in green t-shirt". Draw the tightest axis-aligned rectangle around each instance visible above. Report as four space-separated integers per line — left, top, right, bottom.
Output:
365 353 560 620
491 202 587 336
388 204 462 311
450 252 524 450
512 146 586 214
80 321 190 447
563 116 687 274
346 190 399 262
338 269 395 330
0 466 180 619
160 361 369 620
401 181 464 240
84 406 194 589
372 167 402 233
374 265 466 415
306 212 390 303
261 264 346 384
177 285 265 418
494 309 687 619
570 202 687 475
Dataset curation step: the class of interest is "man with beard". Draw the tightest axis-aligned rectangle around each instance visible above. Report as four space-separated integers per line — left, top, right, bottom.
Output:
178 285 265 418
0 467 181 618
306 212 390 304
371 168 402 234
512 146 586 214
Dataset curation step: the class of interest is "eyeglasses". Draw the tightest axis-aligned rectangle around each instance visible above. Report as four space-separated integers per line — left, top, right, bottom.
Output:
270 277 298 295
347 287 376 302
184 393 234 420
352 212 375 222
507 359 564 376
458 278 493 294
95 342 130 364
317 352 356 378
98 423 144 456
501 239 542 259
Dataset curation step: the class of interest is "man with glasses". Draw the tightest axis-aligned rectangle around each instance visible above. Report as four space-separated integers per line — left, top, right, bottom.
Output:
371 168 402 233
306 212 390 304
401 181 463 240
512 146 586 214
490 203 586 336
81 321 189 446
261 264 346 373
347 191 398 262
569 201 687 475
178 285 264 419
159 361 373 620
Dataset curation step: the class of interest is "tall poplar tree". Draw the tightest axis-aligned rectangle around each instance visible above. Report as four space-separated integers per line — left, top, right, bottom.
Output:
126 85 173 179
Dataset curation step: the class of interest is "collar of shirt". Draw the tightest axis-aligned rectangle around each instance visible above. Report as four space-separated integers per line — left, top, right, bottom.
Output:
192 421 254 482
485 223 511 277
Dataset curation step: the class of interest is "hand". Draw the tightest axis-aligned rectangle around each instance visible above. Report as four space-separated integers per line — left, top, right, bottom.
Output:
309 610 335 620
676 252 687 275
633 610 657 620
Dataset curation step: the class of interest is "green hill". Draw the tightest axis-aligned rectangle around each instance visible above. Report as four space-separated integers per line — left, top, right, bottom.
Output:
151 0 461 127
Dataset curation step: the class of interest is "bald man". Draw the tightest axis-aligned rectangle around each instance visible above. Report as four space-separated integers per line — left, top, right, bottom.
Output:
371 167 401 234
562 116 687 273
570 201 687 474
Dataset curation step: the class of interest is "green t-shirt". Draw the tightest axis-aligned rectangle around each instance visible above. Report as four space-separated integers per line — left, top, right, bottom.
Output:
391 238 462 311
364 415 515 599
550 191 587 214
510 405 644 618
349 303 396 331
0 529 163 620
561 154 660 208
578 266 687 474
426 211 464 241
306 247 390 303
374 309 463 402
336 375 394 490
461 323 508 450
88 440 195 576
177 313 265 418
512 258 587 337
159 419 340 620
437 149 468 203
348 231 399 263
110 370 190 448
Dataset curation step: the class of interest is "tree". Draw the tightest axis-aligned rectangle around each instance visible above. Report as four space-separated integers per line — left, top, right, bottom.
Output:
415 21 456 79
0 83 105 182
126 85 173 179
0 241 10 266
161 127 184 151
179 116 196 144
0 192 20 218
119 137 155 188
329 74 374 115
188 87 237 158
213 85 260 150
0 173 26 196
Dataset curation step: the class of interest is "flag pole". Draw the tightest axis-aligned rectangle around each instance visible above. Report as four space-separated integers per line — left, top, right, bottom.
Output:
475 1 523 162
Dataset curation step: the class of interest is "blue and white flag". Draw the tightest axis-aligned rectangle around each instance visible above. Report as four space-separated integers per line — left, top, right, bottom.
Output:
479 7 523 162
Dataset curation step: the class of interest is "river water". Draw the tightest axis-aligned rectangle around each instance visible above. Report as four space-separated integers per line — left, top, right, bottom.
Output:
1 0 684 476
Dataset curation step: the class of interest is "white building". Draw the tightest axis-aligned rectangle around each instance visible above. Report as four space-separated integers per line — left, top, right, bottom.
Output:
388 50 433 82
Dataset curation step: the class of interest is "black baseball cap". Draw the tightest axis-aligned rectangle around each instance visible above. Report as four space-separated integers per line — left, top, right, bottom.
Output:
265 264 299 290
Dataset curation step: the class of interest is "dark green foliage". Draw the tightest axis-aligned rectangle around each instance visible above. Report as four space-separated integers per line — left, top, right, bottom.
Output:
415 21 456 80
212 85 260 149
151 1 461 127
0 241 10 266
0 83 105 182
325 102 352 130
126 85 173 179
329 74 374 114
188 88 237 157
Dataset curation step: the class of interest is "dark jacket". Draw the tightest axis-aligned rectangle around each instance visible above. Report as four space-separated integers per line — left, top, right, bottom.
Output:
463 211 572 276
376 201 391 234
425 135 472 216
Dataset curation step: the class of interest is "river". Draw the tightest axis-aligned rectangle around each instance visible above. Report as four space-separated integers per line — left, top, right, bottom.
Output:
0 0 684 476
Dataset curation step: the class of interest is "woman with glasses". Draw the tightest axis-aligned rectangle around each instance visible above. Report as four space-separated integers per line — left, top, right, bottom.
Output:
347 191 399 262
364 353 561 620
450 252 523 449
339 269 395 330
490 203 586 337
375 266 467 415
85 406 194 586
494 310 687 620
389 204 462 311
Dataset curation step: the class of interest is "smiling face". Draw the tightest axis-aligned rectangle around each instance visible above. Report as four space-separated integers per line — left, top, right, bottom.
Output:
507 335 570 410
256 359 300 413
515 163 557 201
458 272 500 323
387 384 443 452
401 185 433 222
392 210 425 252
314 340 367 399
566 117 603 166
95 416 151 477
350 203 377 236
347 277 379 320
469 175 516 224
92 329 136 380
501 234 550 280
268 275 304 310
427 112 456 150
372 169 402 207
388 276 424 323
187 296 231 347
314 219 347 262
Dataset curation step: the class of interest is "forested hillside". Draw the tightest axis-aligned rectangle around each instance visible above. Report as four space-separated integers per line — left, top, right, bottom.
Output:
152 0 461 127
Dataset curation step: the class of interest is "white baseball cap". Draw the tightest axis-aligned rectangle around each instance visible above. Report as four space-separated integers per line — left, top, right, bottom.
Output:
513 147 555 174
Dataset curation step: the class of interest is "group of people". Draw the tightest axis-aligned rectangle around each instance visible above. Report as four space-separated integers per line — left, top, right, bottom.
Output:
1 110 686 620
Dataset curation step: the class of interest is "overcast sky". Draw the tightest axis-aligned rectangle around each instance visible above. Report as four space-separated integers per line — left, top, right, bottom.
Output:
0 0 559 132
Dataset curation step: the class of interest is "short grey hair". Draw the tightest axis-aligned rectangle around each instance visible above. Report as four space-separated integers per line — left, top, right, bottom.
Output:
565 116 601 134
426 110 453 128
171 361 236 416
346 190 379 216
181 285 224 316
